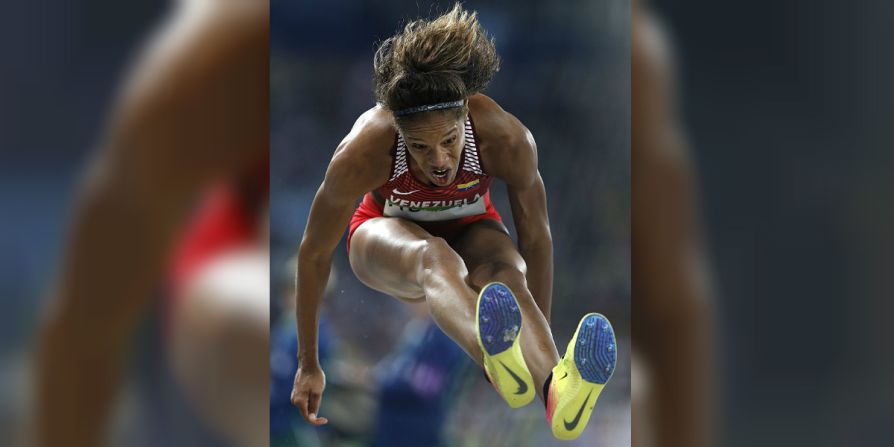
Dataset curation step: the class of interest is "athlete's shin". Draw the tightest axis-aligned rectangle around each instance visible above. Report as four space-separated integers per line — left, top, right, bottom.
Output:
419 237 486 364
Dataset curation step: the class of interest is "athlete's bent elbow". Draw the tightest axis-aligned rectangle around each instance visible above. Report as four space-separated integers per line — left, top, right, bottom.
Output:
297 238 331 265
518 229 553 252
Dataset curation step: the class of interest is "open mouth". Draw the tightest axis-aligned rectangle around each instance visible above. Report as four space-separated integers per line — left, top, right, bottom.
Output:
431 168 451 185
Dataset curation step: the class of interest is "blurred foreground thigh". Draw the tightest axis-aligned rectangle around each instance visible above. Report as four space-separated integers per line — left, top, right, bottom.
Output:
169 246 269 447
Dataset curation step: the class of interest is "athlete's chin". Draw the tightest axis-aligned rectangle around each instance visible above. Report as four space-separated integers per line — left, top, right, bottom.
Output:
429 171 454 187
431 177 452 187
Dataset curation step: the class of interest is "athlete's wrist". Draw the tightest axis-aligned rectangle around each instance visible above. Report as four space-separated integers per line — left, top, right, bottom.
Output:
297 351 320 368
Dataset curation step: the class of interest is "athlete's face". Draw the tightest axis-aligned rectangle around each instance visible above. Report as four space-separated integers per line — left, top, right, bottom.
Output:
398 111 466 187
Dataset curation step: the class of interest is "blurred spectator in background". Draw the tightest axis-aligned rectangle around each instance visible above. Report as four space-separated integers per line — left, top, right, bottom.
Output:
33 0 269 446
631 1 714 446
369 307 473 447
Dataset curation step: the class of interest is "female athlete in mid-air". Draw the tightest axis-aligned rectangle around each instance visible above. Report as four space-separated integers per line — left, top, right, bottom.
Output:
290 4 617 440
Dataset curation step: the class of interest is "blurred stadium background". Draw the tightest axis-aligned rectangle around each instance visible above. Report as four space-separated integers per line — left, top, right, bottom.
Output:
650 1 894 445
5 0 894 446
269 1 630 446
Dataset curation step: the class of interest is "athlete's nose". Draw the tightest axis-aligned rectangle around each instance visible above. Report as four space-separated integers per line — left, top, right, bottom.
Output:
428 150 447 169
430 148 450 168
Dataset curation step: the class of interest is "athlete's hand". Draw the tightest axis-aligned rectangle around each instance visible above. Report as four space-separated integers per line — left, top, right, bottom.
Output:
291 364 329 426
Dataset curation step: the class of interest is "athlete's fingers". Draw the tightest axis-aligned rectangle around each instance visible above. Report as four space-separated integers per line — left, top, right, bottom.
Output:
308 392 324 420
308 415 329 425
292 384 306 408
306 392 328 425
293 389 310 420
307 392 319 414
306 413 329 426
290 385 302 407
295 390 327 425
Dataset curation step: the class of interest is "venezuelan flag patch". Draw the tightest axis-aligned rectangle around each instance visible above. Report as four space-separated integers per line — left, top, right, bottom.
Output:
457 179 480 192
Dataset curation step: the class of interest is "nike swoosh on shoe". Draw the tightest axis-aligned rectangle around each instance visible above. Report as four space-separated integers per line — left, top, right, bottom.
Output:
563 389 593 431
499 360 529 395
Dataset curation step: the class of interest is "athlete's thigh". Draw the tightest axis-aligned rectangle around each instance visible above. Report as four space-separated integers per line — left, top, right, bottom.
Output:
348 217 436 300
451 219 525 289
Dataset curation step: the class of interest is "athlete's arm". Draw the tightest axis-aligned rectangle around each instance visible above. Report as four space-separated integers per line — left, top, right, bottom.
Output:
503 130 554 321
474 96 554 321
36 4 267 446
291 109 391 425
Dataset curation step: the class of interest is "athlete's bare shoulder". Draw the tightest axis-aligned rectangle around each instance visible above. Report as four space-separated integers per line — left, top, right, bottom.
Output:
334 106 396 158
467 94 527 147
467 94 538 186
325 106 395 196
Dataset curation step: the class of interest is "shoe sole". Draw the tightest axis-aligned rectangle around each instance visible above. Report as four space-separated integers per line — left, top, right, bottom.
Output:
551 313 617 440
476 282 535 408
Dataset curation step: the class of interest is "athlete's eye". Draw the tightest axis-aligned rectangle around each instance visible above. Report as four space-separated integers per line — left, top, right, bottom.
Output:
443 137 456 145
411 143 427 150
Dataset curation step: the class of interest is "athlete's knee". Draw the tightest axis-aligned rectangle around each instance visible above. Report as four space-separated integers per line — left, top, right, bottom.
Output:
420 236 467 282
420 236 457 267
